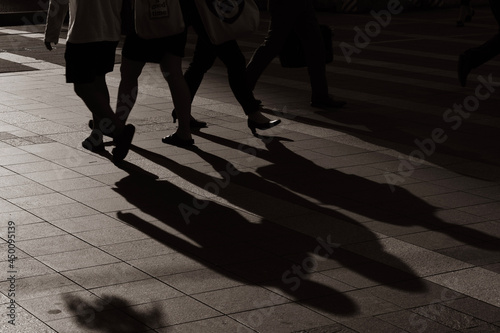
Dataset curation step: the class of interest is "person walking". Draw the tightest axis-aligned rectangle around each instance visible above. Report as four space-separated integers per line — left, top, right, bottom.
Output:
246 0 346 109
458 0 500 87
44 0 135 162
113 0 194 147
175 0 281 135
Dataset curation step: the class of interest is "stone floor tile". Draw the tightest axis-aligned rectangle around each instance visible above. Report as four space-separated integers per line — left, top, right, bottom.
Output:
74 225 148 246
9 192 75 210
17 234 91 257
28 202 98 221
128 252 207 277
0 306 57 333
124 296 222 328
343 316 414 333
367 279 464 309
264 272 355 302
443 297 500 324
0 273 82 301
159 316 253 333
6 257 54 278
193 285 289 314
40 177 104 192
376 309 455 333
230 303 336 333
158 268 243 295
344 238 473 277
437 244 500 266
300 289 401 323
49 214 124 234
18 290 111 322
396 230 481 251
0 182 53 199
90 278 183 306
100 238 177 261
62 262 149 289
412 303 480 331
36 247 120 271
0 222 66 241
0 210 43 225
426 268 500 308
46 308 151 333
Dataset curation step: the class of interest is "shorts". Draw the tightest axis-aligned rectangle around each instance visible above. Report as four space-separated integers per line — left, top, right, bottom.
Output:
65 41 119 84
122 31 187 63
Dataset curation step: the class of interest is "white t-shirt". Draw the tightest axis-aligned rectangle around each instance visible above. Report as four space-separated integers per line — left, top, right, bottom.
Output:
44 0 122 44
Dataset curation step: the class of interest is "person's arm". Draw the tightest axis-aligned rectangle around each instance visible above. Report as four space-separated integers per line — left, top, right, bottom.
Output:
44 0 69 50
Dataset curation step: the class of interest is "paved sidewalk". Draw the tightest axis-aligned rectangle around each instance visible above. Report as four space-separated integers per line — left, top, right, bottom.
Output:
0 5 500 333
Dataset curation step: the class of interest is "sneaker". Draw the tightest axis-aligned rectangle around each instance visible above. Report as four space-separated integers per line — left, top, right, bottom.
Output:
112 124 135 163
82 130 105 152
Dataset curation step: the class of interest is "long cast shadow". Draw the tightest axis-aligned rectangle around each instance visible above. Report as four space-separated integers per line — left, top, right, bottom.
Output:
111 158 359 317
126 144 429 303
194 131 500 252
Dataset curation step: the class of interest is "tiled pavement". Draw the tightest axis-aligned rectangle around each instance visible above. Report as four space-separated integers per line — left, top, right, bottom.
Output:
0 5 500 333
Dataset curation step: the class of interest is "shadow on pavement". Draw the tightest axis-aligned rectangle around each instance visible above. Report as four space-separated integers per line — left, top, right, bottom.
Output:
62 294 163 332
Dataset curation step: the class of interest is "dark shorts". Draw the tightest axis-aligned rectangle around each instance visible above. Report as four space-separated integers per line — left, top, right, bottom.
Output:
65 41 119 84
122 31 187 63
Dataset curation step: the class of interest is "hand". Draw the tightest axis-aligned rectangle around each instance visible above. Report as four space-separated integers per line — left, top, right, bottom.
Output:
44 42 53 51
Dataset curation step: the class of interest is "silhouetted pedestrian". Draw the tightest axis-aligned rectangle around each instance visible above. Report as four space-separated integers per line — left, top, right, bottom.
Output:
176 0 281 135
115 0 194 147
44 0 135 162
246 0 346 109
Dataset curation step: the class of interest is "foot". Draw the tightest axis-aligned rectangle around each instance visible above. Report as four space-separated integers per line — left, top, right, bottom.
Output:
112 124 135 163
82 130 105 152
88 119 116 139
311 96 347 109
161 132 194 147
247 111 281 135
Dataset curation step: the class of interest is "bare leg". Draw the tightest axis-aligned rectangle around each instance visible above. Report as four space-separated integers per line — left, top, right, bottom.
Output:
160 53 192 141
74 75 123 137
116 57 146 126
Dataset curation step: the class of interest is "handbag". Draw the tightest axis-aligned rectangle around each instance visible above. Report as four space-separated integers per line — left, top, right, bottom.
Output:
134 0 185 39
194 0 260 45
279 25 334 68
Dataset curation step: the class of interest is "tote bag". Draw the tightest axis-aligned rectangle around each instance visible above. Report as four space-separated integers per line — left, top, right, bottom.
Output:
134 0 185 39
194 0 260 45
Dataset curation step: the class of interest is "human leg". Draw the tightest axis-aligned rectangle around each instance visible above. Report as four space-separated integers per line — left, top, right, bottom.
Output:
116 56 146 126
161 53 194 146
296 1 345 108
246 2 297 90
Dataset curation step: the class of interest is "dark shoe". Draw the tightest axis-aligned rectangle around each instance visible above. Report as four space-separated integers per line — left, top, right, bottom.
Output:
172 110 207 129
311 97 347 109
247 119 281 135
458 53 471 87
88 119 115 139
112 124 135 163
82 130 105 152
162 133 194 147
